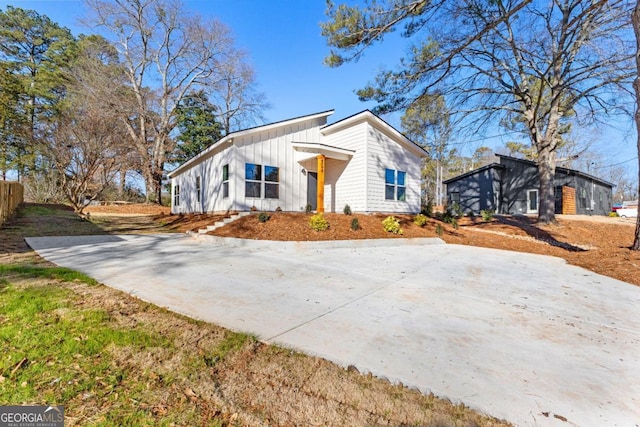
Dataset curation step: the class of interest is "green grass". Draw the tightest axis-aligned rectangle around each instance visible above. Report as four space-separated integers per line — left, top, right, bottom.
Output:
0 284 169 406
0 265 98 285
203 331 252 367
20 205 61 216
0 279 192 425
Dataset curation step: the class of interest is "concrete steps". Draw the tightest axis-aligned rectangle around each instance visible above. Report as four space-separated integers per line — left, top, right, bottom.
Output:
193 211 251 235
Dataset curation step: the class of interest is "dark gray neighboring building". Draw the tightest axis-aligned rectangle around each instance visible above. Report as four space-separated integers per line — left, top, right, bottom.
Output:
444 155 613 216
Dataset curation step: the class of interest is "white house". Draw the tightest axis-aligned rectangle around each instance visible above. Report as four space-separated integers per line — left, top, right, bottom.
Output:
167 110 428 214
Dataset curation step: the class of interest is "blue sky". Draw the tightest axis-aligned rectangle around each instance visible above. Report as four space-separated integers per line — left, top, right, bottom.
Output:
1 0 638 181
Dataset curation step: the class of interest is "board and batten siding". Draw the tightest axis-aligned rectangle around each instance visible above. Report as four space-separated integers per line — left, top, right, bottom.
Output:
231 117 324 212
321 121 368 212
170 110 425 215
445 166 502 214
365 124 421 213
171 116 325 214
171 142 234 214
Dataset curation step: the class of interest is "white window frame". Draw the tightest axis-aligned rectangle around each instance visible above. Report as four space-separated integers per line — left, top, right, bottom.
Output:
526 189 539 214
450 191 460 204
385 168 407 201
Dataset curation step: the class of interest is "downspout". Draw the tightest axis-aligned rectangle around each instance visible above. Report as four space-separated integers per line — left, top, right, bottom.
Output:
230 142 237 212
498 167 504 214
363 126 369 212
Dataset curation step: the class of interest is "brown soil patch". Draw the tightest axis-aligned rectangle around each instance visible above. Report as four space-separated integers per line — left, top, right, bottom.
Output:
86 204 230 234
84 203 170 215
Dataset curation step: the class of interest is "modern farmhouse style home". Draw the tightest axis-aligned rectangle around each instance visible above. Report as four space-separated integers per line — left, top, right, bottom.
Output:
168 110 428 214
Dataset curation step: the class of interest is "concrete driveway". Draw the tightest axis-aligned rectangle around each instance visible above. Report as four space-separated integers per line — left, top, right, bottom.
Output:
26 234 640 427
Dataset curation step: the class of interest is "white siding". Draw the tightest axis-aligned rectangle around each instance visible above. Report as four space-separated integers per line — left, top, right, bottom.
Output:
170 110 424 215
365 124 422 213
171 143 234 214
231 117 324 212
321 122 368 212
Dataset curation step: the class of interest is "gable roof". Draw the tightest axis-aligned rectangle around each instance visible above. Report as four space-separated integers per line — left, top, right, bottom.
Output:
321 110 428 158
168 109 335 178
442 163 504 184
444 154 614 188
496 154 614 187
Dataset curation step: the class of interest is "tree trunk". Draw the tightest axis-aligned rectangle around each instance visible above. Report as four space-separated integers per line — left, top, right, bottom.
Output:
154 170 163 205
118 169 126 197
632 1 640 250
634 162 640 250
537 144 557 224
142 165 154 204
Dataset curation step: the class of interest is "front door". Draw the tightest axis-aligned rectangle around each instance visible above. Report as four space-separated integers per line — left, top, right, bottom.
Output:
307 172 317 210
527 189 538 214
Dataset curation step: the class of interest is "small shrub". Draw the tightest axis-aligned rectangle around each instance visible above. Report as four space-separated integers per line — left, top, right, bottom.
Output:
451 218 459 229
275 206 282 212
343 204 352 215
305 203 313 214
442 211 455 225
480 209 494 222
609 211 619 217
309 213 329 231
258 212 270 223
351 217 360 231
413 213 428 227
452 202 463 218
382 215 403 235
420 200 433 217
435 224 443 237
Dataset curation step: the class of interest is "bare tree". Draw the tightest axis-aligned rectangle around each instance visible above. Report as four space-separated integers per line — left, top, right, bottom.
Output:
209 53 270 135
323 0 635 223
84 0 238 203
44 34 129 213
48 107 122 212
401 93 451 206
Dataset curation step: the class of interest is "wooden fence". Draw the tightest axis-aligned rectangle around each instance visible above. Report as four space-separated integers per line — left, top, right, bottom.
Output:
0 181 24 227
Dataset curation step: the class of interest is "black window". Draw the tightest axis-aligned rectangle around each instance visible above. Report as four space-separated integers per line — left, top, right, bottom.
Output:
264 165 279 199
245 163 279 199
173 184 180 206
222 164 229 198
578 187 587 208
245 163 262 197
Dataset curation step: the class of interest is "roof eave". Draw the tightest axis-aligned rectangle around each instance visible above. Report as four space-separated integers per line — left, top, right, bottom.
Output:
322 110 428 158
167 109 335 178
